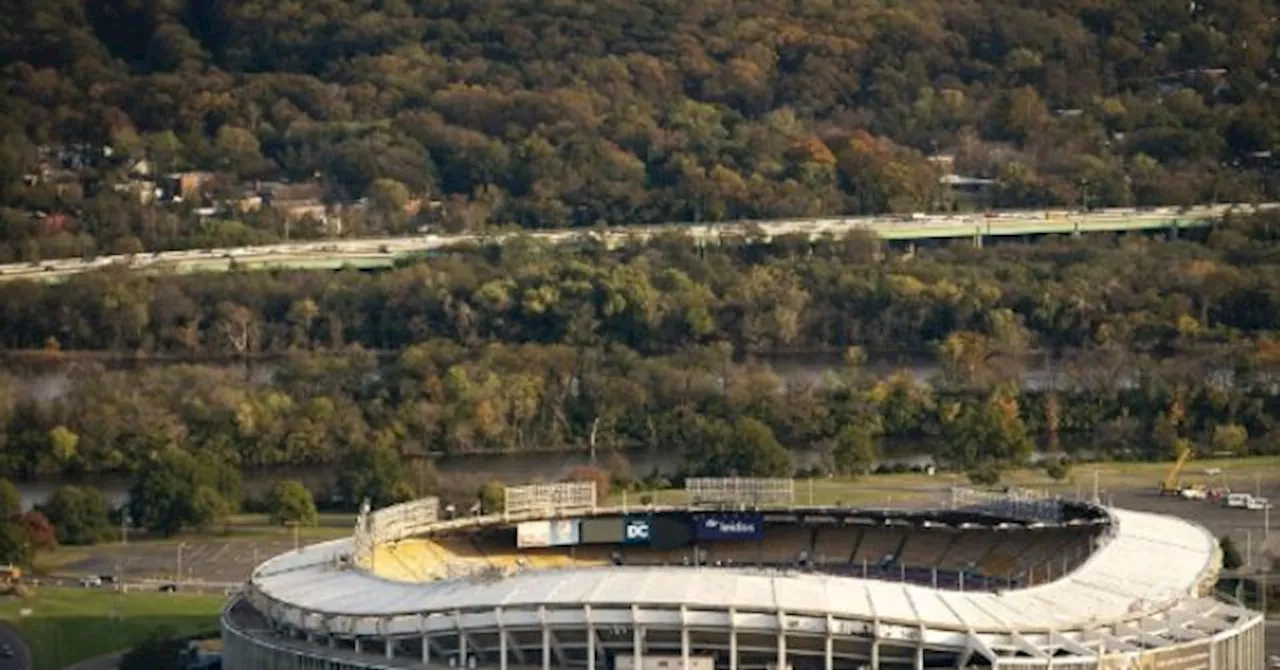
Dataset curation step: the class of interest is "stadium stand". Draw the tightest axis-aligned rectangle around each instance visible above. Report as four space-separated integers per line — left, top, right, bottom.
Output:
812 525 860 563
227 484 1261 670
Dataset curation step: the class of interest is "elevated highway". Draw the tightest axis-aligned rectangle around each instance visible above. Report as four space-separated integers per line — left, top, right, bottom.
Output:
2 203 1273 283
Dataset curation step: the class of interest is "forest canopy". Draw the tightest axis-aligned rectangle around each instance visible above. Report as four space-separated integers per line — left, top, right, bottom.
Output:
2 0 1280 259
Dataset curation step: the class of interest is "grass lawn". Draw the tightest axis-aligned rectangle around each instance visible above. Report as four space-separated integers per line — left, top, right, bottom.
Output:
0 587 223 670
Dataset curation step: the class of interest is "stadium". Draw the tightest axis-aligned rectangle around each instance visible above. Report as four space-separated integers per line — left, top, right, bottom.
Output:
222 478 1263 670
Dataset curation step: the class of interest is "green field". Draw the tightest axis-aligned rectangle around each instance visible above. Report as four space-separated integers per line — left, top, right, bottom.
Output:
0 587 223 670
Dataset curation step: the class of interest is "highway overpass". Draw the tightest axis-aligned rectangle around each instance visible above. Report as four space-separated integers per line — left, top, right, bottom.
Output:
1 203 1273 283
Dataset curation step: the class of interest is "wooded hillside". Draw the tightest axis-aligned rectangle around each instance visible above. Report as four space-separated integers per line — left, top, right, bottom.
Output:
2 0 1280 257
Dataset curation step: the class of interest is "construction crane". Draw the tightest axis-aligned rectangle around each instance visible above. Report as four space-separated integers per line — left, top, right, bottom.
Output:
1159 444 1194 496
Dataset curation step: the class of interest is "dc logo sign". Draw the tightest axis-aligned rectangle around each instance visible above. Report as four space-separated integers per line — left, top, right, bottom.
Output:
625 520 650 541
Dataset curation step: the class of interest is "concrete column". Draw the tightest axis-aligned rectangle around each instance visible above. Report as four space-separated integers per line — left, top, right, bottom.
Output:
632 605 644 670
355 638 363 654
587 625 597 670
459 630 468 665
680 604 691 670
871 640 880 669
387 637 395 659
422 634 430 663
777 610 788 670
729 608 738 670
824 634 834 670
500 629 508 670
542 625 551 670
915 627 925 670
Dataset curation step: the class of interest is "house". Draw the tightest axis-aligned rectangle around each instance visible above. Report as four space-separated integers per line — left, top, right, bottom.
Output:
254 181 333 227
128 159 154 179
927 154 956 173
112 180 159 205
162 171 217 200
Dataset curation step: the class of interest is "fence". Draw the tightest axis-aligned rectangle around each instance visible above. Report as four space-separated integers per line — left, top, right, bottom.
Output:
503 482 598 518
351 497 440 570
950 486 1064 523
686 478 795 507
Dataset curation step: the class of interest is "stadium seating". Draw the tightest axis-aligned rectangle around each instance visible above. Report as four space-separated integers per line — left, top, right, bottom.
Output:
897 529 957 567
938 531 1000 570
813 526 860 563
367 519 1102 595
757 526 814 563
851 527 908 567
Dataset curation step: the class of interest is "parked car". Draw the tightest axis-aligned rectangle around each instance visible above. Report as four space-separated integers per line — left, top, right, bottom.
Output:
79 575 102 588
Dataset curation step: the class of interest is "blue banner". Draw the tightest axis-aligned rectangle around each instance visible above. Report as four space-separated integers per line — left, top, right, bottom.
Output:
622 515 652 544
694 513 764 541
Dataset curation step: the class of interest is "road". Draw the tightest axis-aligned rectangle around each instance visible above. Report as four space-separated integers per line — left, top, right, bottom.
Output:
0 623 30 670
0 202 1274 283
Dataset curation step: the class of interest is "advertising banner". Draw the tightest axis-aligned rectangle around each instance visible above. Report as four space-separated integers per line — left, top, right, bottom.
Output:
622 515 653 544
694 513 765 541
580 517 625 544
516 521 552 548
547 519 581 546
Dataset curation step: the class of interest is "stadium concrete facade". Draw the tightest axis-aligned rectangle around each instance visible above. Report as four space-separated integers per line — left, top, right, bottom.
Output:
222 480 1264 670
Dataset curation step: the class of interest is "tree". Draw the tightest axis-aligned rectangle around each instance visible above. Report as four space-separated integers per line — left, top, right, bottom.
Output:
266 480 319 527
118 628 191 670
477 480 505 514
40 485 111 545
215 125 267 176
128 451 238 536
18 511 56 550
1220 535 1244 570
967 463 1002 486
727 417 792 477
189 486 232 532
831 423 879 476
0 479 20 519
566 465 611 502
335 442 414 509
47 426 80 466
1212 424 1249 456
0 522 30 565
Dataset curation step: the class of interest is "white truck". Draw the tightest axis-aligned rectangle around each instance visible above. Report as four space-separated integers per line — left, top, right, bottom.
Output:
1225 493 1252 508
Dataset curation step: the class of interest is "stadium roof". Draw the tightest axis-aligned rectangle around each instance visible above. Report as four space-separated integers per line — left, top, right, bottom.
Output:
250 508 1219 638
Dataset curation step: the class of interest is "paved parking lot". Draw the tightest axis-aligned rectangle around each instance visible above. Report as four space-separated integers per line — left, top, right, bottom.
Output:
1102 483 1280 565
60 536 300 585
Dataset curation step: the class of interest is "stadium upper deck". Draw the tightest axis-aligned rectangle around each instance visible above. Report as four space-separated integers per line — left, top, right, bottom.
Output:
223 481 1262 670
